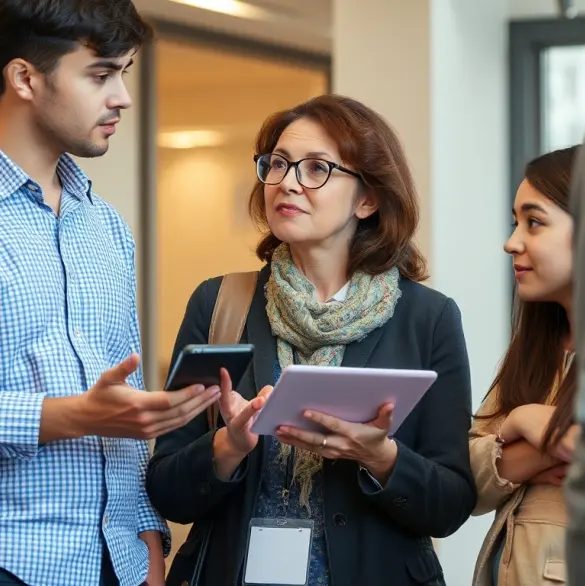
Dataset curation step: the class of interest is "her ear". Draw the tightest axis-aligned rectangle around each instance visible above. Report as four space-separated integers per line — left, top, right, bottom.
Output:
4 59 39 101
355 189 378 220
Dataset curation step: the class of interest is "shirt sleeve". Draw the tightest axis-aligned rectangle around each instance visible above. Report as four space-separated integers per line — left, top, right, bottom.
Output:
0 391 46 460
469 391 520 515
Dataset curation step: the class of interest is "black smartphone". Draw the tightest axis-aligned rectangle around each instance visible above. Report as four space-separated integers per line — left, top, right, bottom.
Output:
165 344 255 391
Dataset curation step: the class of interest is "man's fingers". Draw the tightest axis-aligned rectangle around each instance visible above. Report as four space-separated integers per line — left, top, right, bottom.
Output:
145 393 222 438
138 384 216 412
100 354 141 386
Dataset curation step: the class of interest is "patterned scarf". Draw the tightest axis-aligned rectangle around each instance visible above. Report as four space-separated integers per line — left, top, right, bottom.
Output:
265 244 402 509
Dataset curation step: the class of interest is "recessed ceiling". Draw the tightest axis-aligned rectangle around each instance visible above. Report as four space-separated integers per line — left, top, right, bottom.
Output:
157 39 327 90
135 0 332 54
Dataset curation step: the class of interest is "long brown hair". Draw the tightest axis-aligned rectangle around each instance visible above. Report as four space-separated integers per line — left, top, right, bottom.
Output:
248 94 428 281
483 145 579 449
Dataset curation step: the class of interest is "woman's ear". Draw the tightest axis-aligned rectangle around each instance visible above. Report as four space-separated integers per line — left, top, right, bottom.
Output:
355 189 378 220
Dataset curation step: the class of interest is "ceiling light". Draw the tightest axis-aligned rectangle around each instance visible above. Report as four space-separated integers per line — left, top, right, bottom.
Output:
168 0 269 20
158 130 225 149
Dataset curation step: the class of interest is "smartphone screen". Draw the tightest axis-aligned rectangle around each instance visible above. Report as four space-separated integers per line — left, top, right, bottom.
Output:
165 344 254 390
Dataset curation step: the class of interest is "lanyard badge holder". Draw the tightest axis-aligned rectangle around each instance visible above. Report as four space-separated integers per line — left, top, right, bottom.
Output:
243 448 314 586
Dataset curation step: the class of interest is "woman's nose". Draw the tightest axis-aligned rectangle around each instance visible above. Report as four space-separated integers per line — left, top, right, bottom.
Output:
504 228 524 255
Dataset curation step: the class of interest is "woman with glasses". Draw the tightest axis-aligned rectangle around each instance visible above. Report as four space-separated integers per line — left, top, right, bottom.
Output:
147 95 476 586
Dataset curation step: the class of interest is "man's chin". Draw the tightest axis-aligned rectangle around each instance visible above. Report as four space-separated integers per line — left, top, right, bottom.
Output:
69 140 109 159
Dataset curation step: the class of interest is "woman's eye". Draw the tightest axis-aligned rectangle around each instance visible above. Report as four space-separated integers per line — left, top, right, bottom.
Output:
528 217 542 228
310 162 328 174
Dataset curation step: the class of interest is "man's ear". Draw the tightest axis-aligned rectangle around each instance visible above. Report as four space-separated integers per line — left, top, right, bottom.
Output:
4 59 41 101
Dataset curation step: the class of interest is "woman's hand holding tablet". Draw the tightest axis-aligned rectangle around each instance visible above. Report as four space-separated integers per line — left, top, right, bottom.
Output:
250 365 437 437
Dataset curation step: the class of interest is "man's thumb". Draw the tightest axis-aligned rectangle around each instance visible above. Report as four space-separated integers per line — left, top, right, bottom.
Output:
99 353 140 386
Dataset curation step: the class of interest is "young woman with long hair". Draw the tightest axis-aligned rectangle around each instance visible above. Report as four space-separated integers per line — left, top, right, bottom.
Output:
470 145 580 586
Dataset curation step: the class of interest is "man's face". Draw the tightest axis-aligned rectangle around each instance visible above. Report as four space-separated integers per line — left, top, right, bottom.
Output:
31 45 134 158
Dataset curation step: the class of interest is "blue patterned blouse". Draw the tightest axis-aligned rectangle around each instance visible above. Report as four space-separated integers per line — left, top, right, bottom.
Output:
252 361 330 585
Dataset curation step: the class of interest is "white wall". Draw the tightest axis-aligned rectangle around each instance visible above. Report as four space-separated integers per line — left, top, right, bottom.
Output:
333 0 432 264
430 2 510 583
334 2 510 584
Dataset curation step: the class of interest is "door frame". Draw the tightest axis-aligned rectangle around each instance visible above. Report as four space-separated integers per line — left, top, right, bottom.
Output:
510 17 585 199
138 21 331 389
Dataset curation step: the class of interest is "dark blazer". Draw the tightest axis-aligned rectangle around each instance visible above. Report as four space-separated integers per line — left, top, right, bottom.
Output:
147 266 476 586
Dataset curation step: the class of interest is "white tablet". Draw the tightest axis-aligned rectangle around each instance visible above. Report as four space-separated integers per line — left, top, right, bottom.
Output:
250 365 437 437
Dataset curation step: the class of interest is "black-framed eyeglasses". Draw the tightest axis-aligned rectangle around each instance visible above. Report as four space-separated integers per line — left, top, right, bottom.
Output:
254 153 361 189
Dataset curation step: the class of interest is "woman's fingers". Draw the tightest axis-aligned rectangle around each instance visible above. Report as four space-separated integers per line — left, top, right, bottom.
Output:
231 395 266 431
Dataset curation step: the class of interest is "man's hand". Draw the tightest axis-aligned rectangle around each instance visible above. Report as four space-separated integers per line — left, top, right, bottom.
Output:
140 531 165 586
40 354 221 443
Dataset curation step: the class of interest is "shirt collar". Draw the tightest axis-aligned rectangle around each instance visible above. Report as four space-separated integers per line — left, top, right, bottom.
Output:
328 282 349 303
0 149 92 203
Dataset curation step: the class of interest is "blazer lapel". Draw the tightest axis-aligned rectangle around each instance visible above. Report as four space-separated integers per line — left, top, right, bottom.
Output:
246 265 277 393
341 325 386 368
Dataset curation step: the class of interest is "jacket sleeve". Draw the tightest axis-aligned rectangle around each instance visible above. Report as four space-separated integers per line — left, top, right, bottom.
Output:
469 390 521 516
146 278 249 525
358 298 477 538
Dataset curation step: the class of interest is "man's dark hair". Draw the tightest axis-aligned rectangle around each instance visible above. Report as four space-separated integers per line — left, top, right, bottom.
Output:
0 0 153 95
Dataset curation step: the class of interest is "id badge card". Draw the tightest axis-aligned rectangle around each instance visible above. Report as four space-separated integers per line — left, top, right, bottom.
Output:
243 518 314 585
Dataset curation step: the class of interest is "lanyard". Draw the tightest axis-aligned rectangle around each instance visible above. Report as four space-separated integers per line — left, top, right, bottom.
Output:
279 446 295 518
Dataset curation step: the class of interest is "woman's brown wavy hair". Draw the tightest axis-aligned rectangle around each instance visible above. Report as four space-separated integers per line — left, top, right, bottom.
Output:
481 145 579 450
248 94 428 280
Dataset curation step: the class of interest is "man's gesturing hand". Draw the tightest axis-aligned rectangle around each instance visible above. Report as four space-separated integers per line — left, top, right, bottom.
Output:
40 354 221 443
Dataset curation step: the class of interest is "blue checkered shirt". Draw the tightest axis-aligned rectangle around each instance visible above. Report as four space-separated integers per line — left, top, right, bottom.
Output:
0 149 169 586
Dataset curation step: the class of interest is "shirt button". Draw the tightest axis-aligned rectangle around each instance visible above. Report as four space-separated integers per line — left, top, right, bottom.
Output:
103 516 109 526
74 328 81 338
332 513 347 527
27 184 38 191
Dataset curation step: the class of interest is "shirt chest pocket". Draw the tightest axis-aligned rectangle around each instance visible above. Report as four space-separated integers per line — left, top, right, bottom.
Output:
59 221 132 344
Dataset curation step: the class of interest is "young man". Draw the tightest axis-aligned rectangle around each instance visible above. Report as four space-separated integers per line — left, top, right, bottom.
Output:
0 2 220 585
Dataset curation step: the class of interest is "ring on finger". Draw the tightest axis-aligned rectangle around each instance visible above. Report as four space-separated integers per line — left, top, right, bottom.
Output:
320 437 327 449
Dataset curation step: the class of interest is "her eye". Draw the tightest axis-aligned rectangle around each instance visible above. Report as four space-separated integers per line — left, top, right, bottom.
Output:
310 161 328 174
271 159 286 169
528 217 543 228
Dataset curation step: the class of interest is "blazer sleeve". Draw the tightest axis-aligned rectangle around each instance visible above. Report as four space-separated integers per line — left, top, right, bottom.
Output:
469 390 521 516
146 278 249 525
359 298 477 538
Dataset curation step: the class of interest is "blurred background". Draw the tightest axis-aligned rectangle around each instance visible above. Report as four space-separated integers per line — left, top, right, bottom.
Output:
76 1 585 583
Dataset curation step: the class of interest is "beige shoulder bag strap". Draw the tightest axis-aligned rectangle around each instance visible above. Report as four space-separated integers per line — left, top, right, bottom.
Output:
205 271 258 430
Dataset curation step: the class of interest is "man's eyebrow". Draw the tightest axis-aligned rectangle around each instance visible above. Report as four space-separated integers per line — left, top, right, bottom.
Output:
86 59 134 71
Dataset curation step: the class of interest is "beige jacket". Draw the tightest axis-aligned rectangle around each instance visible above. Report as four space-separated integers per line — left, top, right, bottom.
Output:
470 391 567 586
